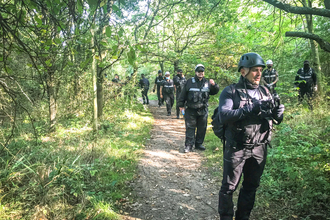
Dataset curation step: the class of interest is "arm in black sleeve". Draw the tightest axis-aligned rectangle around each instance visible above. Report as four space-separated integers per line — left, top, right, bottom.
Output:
219 86 251 124
209 83 220 95
173 76 179 86
177 83 187 107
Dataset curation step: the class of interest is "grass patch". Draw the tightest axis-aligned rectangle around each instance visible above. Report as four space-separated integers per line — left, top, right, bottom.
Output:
0 99 153 219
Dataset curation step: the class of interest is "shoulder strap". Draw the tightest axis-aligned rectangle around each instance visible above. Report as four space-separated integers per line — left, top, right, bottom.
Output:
230 83 236 95
259 85 271 97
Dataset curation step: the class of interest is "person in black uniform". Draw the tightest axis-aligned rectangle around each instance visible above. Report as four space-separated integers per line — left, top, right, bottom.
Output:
261 60 278 94
295 60 317 109
218 53 285 220
173 69 187 119
160 72 175 116
139 74 150 104
153 70 165 107
112 74 120 83
177 64 219 153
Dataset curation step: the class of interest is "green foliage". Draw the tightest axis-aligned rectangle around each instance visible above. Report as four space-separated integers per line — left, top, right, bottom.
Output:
253 105 330 219
0 100 153 219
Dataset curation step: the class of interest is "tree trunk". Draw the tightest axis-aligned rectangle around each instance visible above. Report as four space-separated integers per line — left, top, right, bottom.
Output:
303 0 323 92
159 62 164 74
174 60 179 72
97 66 103 118
92 31 98 131
46 69 57 132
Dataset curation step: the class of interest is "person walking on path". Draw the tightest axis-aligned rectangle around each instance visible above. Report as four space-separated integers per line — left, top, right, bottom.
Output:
139 74 150 105
177 64 219 153
160 72 175 116
295 60 317 109
261 59 278 94
173 69 187 119
153 70 165 107
218 52 285 220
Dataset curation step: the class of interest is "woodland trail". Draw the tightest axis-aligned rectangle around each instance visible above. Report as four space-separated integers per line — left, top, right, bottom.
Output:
122 100 220 220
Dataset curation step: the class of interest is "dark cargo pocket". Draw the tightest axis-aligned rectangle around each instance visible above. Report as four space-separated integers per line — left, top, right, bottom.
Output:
193 92 199 102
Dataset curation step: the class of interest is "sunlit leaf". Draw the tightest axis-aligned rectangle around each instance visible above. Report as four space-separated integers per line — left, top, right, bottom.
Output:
100 0 106 7
106 26 112 38
34 16 42 25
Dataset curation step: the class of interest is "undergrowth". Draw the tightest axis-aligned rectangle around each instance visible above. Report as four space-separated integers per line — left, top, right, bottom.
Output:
0 98 153 219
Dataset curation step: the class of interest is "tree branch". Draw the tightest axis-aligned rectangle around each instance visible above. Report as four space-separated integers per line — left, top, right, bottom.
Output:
285 31 330 52
262 0 330 18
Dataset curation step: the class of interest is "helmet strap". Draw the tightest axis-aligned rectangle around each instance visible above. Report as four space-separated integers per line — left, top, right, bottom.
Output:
242 67 250 77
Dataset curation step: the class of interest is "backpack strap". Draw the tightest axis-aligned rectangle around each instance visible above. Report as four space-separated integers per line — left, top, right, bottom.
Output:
259 85 272 98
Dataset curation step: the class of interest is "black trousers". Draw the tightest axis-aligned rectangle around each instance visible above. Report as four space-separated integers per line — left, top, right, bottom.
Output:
184 107 208 147
163 93 174 114
157 89 163 106
298 87 314 109
218 143 267 220
142 88 149 104
176 92 181 117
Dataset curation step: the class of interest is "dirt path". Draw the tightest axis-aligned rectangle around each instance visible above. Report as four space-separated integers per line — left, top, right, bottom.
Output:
122 100 220 220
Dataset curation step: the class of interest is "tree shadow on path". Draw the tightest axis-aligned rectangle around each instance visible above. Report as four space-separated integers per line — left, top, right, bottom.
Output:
122 100 219 220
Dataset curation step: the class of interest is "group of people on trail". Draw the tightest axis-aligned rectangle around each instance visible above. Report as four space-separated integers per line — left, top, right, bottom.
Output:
150 65 220 154
152 69 187 118
133 52 317 220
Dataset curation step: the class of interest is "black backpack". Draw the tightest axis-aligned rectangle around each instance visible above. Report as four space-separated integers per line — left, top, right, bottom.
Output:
211 84 236 142
211 107 225 141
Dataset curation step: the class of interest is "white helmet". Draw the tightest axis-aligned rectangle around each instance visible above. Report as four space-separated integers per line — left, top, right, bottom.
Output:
266 60 273 65
195 64 205 71
165 71 170 76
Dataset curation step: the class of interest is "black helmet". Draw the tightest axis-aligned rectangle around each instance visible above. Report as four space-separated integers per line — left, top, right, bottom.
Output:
237 53 265 72
158 70 162 73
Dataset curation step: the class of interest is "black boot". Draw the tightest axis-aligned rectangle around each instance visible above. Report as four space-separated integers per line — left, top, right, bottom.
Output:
195 144 205 150
219 192 234 220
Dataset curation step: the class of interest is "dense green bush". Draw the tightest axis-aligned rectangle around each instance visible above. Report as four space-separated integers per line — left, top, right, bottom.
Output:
0 97 153 219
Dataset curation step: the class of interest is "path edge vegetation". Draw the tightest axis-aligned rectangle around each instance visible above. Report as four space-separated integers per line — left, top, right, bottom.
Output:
0 97 153 219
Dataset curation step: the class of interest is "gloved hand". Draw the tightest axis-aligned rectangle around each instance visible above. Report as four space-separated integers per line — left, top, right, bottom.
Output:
313 86 317 92
243 99 263 115
153 89 155 93
272 104 285 124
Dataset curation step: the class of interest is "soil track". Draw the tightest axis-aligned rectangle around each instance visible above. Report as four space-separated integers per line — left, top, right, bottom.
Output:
122 100 220 220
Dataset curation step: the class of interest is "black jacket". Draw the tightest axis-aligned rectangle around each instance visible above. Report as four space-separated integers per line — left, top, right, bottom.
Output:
139 78 150 89
162 79 174 94
219 76 274 146
173 74 187 94
262 69 278 85
295 67 317 88
177 76 219 109
155 76 165 90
